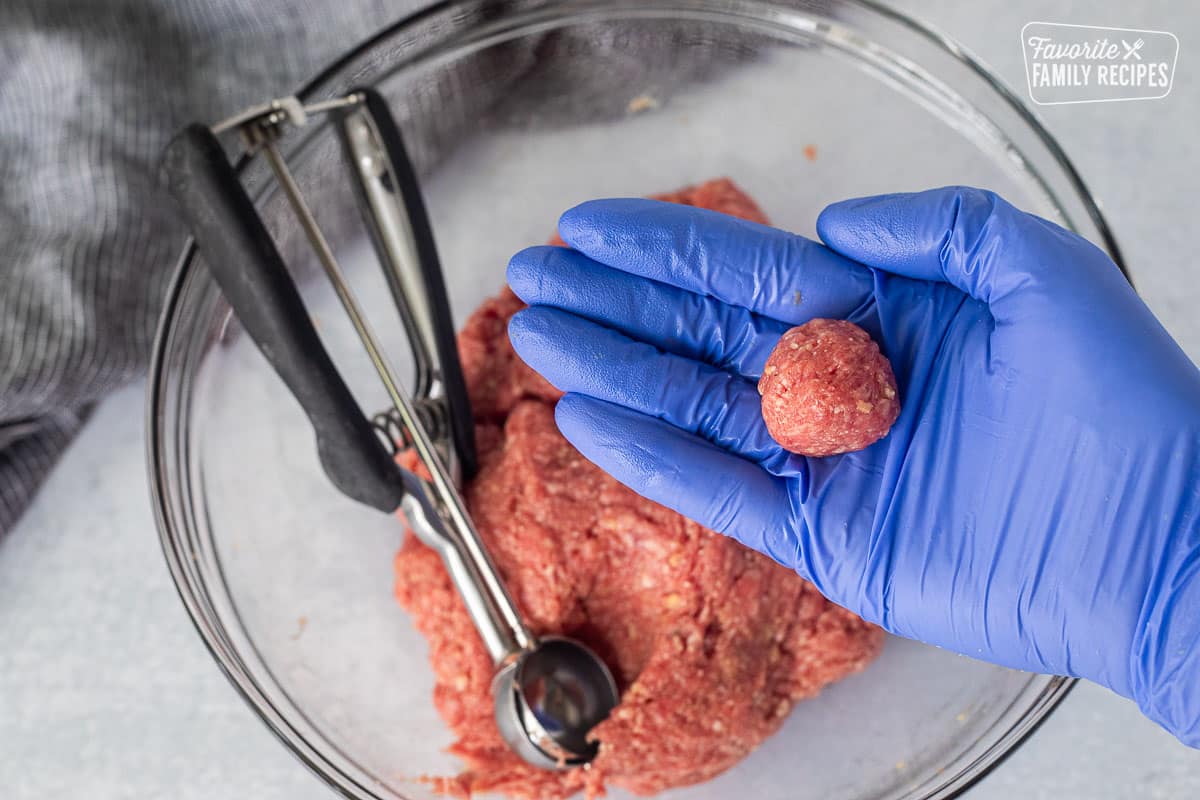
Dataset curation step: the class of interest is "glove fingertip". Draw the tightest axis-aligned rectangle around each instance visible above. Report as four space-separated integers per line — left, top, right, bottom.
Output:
505 307 542 358
815 192 909 253
553 390 588 422
556 200 610 250
558 198 657 251
509 308 605 397
553 392 604 453
508 298 567 336
813 198 860 248
505 247 544 303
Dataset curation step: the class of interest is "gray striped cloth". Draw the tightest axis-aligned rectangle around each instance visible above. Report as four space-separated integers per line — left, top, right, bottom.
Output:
0 0 766 535
0 0 421 533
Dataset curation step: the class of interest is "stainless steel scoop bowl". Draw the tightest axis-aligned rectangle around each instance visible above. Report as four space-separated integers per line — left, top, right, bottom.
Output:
160 90 618 770
494 638 620 767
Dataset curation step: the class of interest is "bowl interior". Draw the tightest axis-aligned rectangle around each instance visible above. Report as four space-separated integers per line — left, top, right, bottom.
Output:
153 3 1095 799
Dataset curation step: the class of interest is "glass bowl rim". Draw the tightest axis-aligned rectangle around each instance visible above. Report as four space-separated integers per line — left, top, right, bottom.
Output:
146 1 1131 797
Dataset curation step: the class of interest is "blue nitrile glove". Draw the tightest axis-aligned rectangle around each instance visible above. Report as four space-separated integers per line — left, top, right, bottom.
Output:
505 186 1200 746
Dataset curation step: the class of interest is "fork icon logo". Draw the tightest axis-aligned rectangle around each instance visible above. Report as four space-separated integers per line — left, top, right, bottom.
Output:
1122 38 1145 60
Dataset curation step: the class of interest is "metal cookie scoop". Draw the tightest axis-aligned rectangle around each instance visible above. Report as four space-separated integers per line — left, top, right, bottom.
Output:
161 91 618 769
493 637 620 766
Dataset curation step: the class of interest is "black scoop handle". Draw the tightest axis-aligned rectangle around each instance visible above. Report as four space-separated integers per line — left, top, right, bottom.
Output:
351 87 479 480
161 124 407 513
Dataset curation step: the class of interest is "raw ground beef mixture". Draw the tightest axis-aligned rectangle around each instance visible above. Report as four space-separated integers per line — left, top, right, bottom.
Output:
758 319 900 457
394 179 883 799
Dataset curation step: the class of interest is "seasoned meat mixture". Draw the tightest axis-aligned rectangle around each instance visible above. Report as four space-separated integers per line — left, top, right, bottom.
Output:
394 179 883 799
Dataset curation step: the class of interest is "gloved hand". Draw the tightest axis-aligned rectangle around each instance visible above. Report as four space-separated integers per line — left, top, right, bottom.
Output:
505 186 1200 747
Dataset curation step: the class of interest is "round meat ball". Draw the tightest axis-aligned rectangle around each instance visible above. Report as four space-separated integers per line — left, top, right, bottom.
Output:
757 319 900 457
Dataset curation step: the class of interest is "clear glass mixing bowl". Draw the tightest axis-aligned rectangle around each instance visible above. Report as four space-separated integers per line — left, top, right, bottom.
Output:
149 2 1125 798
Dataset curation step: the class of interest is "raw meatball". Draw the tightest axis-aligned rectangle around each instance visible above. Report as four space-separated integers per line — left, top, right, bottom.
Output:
758 319 899 457
394 180 883 800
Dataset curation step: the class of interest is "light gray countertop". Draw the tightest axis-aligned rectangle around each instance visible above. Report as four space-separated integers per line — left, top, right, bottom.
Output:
2 1 1197 798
